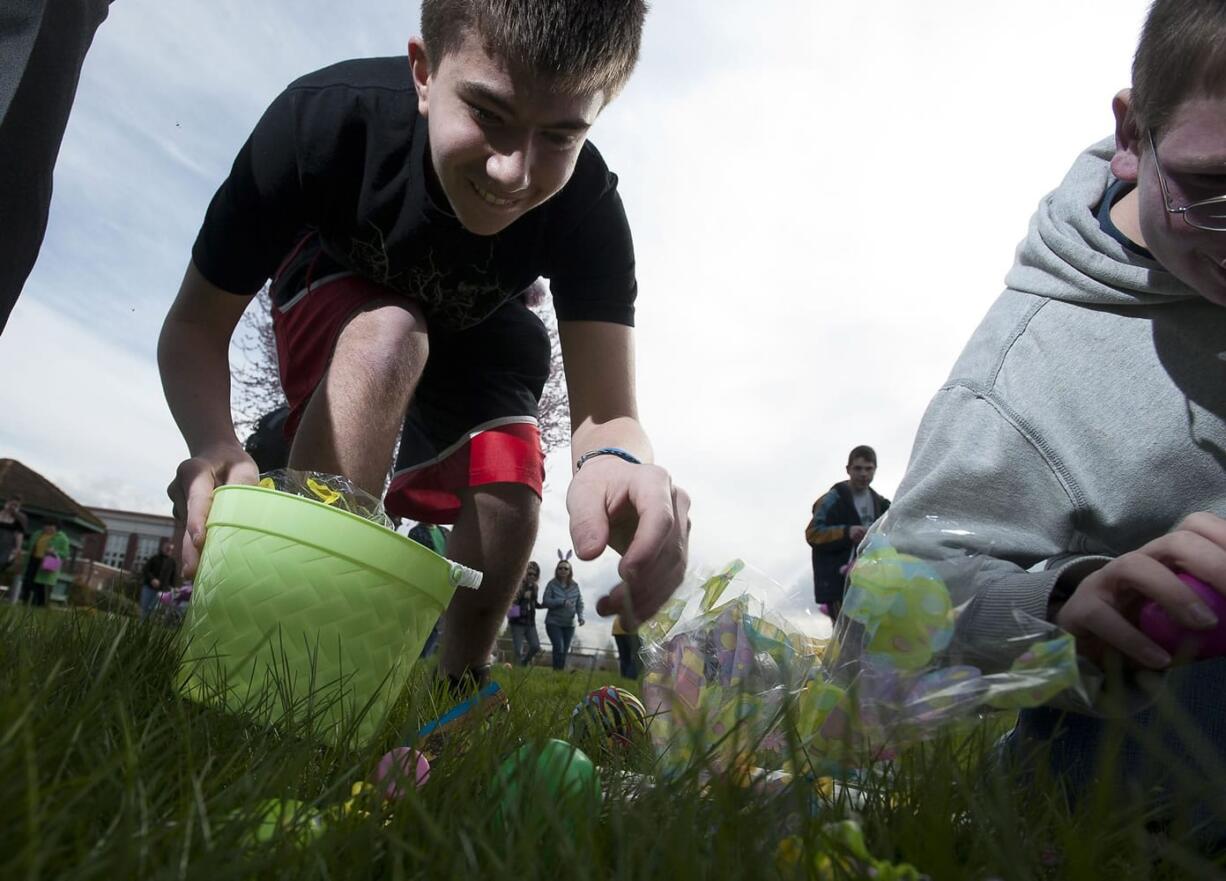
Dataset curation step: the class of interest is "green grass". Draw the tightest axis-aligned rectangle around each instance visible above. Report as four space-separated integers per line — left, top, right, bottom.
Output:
2 605 1225 880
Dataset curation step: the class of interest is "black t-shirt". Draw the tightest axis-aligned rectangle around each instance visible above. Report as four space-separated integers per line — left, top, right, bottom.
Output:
192 57 637 330
1096 178 1154 261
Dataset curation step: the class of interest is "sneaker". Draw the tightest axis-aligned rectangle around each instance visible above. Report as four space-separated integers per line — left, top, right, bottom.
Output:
413 680 508 759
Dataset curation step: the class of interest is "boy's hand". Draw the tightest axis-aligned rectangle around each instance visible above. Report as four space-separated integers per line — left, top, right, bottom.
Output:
168 442 260 579
1054 512 1226 669
848 525 868 543
566 456 691 624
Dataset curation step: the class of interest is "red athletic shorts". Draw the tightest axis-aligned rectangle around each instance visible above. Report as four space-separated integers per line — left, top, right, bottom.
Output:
269 235 549 524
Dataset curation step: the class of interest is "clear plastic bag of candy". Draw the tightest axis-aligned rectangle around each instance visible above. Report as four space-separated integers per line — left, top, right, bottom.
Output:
815 511 1091 761
640 560 830 777
641 516 1092 776
257 468 395 530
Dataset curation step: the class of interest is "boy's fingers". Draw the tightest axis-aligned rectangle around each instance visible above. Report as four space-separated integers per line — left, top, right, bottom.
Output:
596 583 626 618
1176 512 1226 553
170 459 218 579
1079 599 1172 669
1109 552 1217 629
617 475 675 581
1144 522 1226 596
567 484 610 561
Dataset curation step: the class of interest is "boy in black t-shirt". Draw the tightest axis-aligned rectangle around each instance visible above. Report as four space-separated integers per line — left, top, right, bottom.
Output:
159 0 690 687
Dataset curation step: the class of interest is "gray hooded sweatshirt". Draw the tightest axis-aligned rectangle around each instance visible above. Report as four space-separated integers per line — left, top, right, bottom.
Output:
885 139 1226 719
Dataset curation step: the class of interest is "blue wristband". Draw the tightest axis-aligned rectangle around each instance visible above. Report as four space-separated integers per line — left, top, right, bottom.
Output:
575 447 642 470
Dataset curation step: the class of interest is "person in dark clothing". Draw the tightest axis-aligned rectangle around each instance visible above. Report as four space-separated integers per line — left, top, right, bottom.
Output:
0 0 112 332
0 496 29 601
507 561 541 666
805 445 890 620
612 614 640 680
160 1 693 701
140 539 178 619
243 406 292 473
408 522 450 658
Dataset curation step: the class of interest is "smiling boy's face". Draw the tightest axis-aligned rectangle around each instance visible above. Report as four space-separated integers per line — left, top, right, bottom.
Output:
409 31 605 237
1113 93 1226 305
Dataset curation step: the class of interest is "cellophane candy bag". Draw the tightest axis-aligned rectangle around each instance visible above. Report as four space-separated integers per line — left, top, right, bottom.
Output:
257 469 395 530
817 511 1089 761
640 560 830 778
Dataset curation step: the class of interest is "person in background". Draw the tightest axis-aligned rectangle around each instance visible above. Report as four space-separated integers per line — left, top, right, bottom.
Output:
140 538 178 619
507 561 541 666
541 554 584 670
0 496 29 601
806 445 890 620
612 613 641 680
26 521 68 607
408 521 450 658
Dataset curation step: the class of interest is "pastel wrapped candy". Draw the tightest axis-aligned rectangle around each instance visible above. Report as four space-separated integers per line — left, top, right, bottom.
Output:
639 560 830 776
701 559 746 610
795 680 871 760
674 643 706 710
842 543 953 672
985 633 1080 709
709 604 748 686
901 665 989 731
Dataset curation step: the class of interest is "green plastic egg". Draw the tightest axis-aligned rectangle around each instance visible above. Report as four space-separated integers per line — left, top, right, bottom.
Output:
495 739 601 827
843 548 953 671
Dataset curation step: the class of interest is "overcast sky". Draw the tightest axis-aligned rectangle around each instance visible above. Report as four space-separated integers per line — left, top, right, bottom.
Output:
0 0 1153 646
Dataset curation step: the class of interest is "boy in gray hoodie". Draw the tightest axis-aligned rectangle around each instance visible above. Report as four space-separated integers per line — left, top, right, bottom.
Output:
884 0 1226 822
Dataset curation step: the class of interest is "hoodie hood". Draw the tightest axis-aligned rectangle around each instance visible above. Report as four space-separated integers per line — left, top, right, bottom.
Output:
1004 138 1199 307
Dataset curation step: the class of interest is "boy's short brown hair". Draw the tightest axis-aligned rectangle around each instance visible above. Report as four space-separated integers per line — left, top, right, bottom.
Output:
420 0 647 99
847 445 877 466
1131 0 1226 132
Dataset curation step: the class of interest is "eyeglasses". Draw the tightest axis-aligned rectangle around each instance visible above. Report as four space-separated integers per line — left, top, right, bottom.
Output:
1147 129 1226 232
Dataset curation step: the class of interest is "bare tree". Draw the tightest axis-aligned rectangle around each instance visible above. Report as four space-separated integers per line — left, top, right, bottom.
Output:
230 285 285 440
229 283 571 455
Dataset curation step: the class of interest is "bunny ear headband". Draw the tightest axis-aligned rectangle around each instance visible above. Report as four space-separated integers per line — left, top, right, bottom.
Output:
557 549 573 561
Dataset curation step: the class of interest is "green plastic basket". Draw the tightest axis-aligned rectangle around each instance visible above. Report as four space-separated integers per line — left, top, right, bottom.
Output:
177 485 481 745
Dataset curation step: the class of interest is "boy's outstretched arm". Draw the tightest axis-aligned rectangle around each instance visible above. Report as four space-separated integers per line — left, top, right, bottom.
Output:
159 261 260 578
558 320 691 625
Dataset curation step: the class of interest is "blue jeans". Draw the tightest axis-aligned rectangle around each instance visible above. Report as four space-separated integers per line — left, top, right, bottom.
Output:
1003 659 1226 850
546 623 574 670
419 621 440 659
510 622 540 665
139 585 159 618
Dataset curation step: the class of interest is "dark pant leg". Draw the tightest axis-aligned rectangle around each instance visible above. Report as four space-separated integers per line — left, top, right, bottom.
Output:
546 622 565 670
560 626 575 667
614 633 640 680
28 582 45 606
510 624 527 664
21 553 41 599
524 624 540 663
419 621 440 658
0 0 111 332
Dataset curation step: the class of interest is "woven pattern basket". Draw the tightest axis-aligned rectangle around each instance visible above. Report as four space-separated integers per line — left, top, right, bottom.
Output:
177 485 479 745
